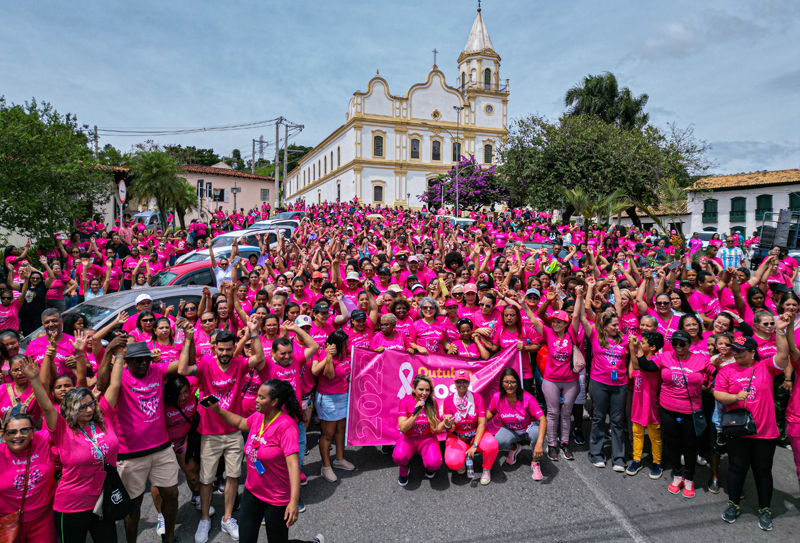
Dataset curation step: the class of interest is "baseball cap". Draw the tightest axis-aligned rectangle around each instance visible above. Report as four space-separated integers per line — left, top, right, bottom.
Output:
408 255 419 263
346 271 361 281
387 284 403 293
679 280 694 288
378 267 391 275
312 302 330 313
525 288 541 298
768 282 790 293
350 309 367 321
135 294 152 304
463 283 478 294
295 315 312 328
730 335 758 351
550 310 570 322
412 284 426 295
444 298 460 308
453 369 470 382
396 253 408 260
312 271 323 279
477 283 490 290
670 330 692 344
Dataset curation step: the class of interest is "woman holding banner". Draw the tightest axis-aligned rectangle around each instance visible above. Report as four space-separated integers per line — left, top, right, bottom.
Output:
487 368 548 482
443 369 499 485
393 374 445 486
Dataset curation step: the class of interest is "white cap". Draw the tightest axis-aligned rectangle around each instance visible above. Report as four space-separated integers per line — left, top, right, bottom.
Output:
346 271 361 281
135 293 152 304
295 315 312 328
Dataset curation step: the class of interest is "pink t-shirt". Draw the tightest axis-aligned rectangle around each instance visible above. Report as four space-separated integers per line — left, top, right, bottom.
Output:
715 357 783 439
50 397 120 513
0 430 56 521
240 366 269 418
264 349 307 405
194 327 214 358
493 326 538 379
457 305 480 321
647 310 680 341
0 383 43 427
148 340 183 365
689 287 721 320
398 394 437 437
370 332 408 352
309 321 335 348
164 396 197 443
26 334 76 378
753 335 777 360
115 363 169 454
45 273 72 300
588 328 628 386
443 392 486 437
618 310 640 338
651 351 714 414
488 391 543 433
473 308 503 331
630 369 662 426
343 323 373 353
196 355 249 435
244 412 299 506
453 340 481 359
394 316 415 338
0 298 21 331
316 355 351 396
541 327 581 383
409 319 446 354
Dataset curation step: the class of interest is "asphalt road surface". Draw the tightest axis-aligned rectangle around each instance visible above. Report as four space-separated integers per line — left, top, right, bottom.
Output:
123 419 800 543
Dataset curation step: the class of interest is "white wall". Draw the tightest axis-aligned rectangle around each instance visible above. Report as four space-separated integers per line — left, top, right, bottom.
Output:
687 185 799 236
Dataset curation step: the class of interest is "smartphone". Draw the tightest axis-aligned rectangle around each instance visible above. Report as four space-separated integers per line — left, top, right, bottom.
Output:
667 260 682 270
199 395 220 408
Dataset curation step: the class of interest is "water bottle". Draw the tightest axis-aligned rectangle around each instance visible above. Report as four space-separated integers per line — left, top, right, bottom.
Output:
465 455 474 478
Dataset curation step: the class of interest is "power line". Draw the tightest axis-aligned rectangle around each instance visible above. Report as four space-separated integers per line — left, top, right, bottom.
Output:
96 118 283 137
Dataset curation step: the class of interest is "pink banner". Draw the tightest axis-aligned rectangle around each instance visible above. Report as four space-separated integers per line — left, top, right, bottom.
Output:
346 347 522 446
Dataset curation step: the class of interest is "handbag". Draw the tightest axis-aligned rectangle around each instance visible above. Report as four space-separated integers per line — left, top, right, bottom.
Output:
0 446 31 543
677 360 707 437
101 463 132 521
566 331 585 373
721 367 757 437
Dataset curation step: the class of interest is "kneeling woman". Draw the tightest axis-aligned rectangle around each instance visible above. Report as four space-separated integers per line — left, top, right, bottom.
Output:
208 380 323 543
487 368 548 481
443 369 499 485
393 374 445 485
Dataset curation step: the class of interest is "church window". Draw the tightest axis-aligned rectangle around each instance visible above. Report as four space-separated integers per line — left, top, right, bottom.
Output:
373 185 384 203
374 135 384 157
312 164 315 179
330 151 334 170
324 156 327 175
432 140 441 162
452 141 462 162
337 181 341 201
484 68 492 90
337 146 341 167
410 138 420 159
484 144 493 164
461 72 466 91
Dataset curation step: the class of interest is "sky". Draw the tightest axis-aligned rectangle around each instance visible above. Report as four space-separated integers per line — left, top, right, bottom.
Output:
2 0 798 176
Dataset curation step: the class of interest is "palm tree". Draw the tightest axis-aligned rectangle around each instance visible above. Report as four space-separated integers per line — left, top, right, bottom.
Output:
174 182 197 231
564 72 649 130
557 187 629 235
129 150 184 229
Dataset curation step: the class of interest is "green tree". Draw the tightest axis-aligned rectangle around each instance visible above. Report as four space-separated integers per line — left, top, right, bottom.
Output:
164 145 220 166
225 149 247 171
499 114 711 227
97 143 130 167
0 97 112 241
173 182 197 230
564 72 649 130
129 150 184 229
557 186 628 236
255 145 314 178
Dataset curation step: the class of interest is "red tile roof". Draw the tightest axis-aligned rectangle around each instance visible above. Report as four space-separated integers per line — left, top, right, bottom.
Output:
181 164 274 181
688 169 800 191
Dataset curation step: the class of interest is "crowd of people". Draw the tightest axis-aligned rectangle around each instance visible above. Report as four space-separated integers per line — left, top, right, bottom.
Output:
0 200 798 542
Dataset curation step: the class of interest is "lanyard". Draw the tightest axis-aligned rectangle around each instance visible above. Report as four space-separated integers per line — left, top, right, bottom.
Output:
78 421 104 463
254 413 280 448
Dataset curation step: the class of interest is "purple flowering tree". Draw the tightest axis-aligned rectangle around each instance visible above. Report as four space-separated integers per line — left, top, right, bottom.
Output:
420 155 507 212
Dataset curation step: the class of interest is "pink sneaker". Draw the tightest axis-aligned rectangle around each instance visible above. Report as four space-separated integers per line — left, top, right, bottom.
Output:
506 444 521 465
300 472 307 486
668 476 684 494
531 462 543 482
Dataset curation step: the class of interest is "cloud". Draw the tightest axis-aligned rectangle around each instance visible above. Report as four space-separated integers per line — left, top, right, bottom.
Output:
765 69 800 92
635 9 767 60
711 140 800 171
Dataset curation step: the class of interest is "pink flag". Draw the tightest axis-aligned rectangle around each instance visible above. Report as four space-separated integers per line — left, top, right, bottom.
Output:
346 347 523 446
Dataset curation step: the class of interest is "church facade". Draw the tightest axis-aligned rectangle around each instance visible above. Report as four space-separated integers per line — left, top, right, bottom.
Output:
284 7 509 209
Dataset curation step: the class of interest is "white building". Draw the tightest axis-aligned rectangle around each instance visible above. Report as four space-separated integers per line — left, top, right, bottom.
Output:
284 6 509 208
686 169 800 236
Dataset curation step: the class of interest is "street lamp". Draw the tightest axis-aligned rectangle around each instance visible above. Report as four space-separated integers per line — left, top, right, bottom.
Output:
423 103 468 217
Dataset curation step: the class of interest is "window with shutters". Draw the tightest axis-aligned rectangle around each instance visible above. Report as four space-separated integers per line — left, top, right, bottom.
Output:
730 197 746 222
484 144 493 164
452 141 462 162
790 193 800 212
702 199 718 223
373 135 384 158
373 185 384 203
260 189 270 202
431 139 442 162
484 68 491 90
337 146 341 167
756 194 773 221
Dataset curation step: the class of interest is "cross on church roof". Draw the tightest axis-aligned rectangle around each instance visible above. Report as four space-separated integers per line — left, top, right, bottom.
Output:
478 0 481 12
432 48 438 66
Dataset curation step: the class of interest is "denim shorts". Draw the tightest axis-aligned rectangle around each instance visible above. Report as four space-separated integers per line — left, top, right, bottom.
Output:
315 392 348 421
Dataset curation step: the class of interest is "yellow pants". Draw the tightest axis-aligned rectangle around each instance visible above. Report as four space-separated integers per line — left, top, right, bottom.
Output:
632 422 662 464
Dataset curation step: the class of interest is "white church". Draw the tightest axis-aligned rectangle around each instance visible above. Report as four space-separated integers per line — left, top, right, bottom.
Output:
284 6 509 209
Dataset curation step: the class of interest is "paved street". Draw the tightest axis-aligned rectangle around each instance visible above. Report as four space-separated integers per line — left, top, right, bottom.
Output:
124 418 800 543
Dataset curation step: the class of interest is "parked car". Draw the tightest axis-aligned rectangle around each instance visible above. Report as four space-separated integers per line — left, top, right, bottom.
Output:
269 211 307 221
176 245 262 265
252 219 301 231
442 215 476 229
131 210 163 232
208 227 294 250
151 261 218 287
19 286 214 353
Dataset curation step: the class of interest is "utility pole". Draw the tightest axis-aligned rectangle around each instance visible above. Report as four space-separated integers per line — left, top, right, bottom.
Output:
274 118 282 209
251 139 256 174
259 135 264 162
283 123 289 207
93 125 99 158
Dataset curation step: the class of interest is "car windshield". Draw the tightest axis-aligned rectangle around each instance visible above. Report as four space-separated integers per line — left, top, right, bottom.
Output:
150 271 178 286
274 212 299 220
182 254 209 263
210 235 238 248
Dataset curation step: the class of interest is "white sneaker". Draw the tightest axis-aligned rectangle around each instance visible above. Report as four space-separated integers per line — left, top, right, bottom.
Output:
313 536 326 543
195 518 211 543
506 443 521 465
221 516 240 541
194 500 216 516
156 513 165 536
696 455 708 466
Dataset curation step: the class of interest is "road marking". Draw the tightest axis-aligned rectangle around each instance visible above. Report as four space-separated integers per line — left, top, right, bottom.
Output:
568 462 650 543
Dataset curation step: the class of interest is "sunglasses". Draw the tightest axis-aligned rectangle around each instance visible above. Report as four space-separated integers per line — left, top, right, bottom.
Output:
1 296 13 301
184 306 197 311
78 399 98 412
655 301 670 306
140 318 154 323
761 322 775 327
201 318 216 324
526 294 539 300
421 306 435 310
312 278 323 282
671 341 688 348
3 427 34 437
455 380 469 385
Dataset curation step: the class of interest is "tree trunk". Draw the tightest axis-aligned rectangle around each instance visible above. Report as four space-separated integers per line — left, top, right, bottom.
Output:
625 205 642 229
562 204 575 223
178 211 186 231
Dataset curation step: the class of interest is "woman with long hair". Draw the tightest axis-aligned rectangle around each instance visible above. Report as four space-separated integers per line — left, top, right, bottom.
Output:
207 380 323 543
392 374 444 485
487 368 547 482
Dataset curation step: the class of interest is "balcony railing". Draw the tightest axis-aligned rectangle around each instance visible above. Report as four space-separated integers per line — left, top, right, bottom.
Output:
458 79 510 94
730 210 746 222
702 211 718 223
756 208 772 221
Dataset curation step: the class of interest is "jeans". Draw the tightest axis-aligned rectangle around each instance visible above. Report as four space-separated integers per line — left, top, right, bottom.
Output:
54 510 117 543
727 437 777 508
297 421 306 469
541 379 580 447
494 423 540 453
660 407 699 481
588 380 628 467
239 488 315 543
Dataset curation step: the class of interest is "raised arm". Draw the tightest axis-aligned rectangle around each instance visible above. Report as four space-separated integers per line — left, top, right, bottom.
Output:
208 402 249 432
20 356 59 432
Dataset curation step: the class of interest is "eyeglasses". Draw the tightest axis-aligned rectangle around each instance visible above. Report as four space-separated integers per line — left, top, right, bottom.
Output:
671 341 688 348
421 306 435 310
201 318 216 324
525 294 539 300
140 318 154 323
312 278 323 282
9 367 23 374
655 301 670 306
78 399 98 412
761 322 776 327
1 296 13 301
501 380 518 386
3 427 34 437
